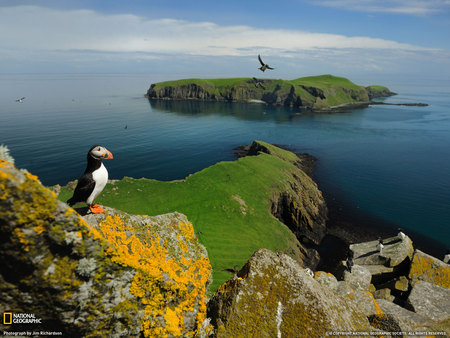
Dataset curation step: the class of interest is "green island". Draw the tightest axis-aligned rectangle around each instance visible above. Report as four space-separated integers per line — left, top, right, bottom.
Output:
59 141 326 292
146 74 396 110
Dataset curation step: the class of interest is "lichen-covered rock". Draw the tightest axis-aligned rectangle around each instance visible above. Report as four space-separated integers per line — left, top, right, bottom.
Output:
409 249 450 288
0 160 212 337
372 288 395 302
350 236 413 268
334 262 372 291
207 248 373 337
314 271 339 291
376 299 431 332
406 281 450 322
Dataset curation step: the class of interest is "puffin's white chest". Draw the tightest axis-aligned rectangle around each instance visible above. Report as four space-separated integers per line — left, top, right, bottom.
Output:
87 163 108 204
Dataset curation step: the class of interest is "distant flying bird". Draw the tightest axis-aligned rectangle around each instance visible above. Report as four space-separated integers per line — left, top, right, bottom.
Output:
124 125 128 130
345 250 354 273
376 238 384 254
258 55 274 72
15 97 25 103
67 145 114 214
252 77 266 90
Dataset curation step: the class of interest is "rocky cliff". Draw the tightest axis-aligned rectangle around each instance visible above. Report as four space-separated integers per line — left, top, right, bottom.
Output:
0 159 212 337
208 236 450 336
146 75 396 110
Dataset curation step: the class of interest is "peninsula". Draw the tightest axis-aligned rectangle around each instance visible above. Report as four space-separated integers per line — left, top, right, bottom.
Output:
146 74 397 111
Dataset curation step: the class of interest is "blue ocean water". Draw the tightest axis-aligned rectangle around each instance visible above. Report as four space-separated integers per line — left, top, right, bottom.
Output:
1 74 449 250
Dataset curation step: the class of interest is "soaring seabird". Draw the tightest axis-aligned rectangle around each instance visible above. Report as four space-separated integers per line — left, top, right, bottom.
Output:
345 250 354 273
397 228 406 241
15 97 25 103
376 238 384 255
258 55 275 72
252 77 266 90
67 145 113 214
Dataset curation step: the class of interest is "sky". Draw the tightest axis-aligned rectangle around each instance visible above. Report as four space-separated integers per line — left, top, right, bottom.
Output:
1 0 449 80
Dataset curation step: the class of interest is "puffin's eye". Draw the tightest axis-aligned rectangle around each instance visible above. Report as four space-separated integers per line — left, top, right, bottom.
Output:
97 147 101 151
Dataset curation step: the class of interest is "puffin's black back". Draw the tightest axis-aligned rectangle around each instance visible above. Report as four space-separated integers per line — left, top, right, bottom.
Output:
67 146 102 206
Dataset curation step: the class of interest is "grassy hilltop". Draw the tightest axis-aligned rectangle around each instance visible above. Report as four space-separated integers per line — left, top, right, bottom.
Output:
59 141 326 292
147 74 394 110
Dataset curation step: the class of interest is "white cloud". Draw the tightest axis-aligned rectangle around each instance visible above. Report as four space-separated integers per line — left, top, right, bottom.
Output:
311 0 450 16
0 5 448 77
0 5 435 57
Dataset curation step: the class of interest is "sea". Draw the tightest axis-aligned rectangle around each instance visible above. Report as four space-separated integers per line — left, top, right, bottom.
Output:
1 73 449 256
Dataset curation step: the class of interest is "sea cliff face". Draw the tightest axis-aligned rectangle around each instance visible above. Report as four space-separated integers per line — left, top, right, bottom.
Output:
146 75 396 110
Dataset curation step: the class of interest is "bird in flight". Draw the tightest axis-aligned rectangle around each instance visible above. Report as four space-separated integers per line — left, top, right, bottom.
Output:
258 55 274 72
252 77 266 90
15 97 25 103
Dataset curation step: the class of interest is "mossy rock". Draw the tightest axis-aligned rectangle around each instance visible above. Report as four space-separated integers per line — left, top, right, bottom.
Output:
207 248 373 337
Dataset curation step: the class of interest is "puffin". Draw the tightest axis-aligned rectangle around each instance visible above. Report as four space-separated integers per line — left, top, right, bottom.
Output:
15 97 25 103
345 250 354 273
397 228 406 241
443 249 450 264
376 238 384 255
258 54 275 72
252 77 266 90
67 145 113 213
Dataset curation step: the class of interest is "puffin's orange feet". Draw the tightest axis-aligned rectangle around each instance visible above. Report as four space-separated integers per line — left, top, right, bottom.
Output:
89 204 104 214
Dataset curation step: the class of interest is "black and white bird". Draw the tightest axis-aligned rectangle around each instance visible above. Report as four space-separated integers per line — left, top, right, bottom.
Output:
443 249 450 264
345 250 354 273
397 228 406 241
376 238 384 255
304 268 314 278
67 145 113 214
252 77 266 90
258 55 275 72
15 97 25 103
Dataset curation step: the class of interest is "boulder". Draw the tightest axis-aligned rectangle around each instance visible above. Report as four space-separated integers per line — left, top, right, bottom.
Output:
377 299 431 332
207 248 374 337
406 281 450 322
372 288 395 302
0 160 212 337
409 250 450 289
314 271 339 291
333 262 372 291
350 236 413 268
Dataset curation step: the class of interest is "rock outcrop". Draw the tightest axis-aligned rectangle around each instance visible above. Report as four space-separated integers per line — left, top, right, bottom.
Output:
0 160 212 337
207 248 374 337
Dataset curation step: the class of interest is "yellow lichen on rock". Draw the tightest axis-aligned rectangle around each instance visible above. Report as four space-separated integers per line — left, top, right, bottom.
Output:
85 214 212 337
409 250 450 288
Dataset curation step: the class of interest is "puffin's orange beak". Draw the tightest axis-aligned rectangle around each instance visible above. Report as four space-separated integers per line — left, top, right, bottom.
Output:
103 149 113 159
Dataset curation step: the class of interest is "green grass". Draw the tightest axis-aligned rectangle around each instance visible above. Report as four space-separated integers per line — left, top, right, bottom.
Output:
149 74 379 109
59 141 312 292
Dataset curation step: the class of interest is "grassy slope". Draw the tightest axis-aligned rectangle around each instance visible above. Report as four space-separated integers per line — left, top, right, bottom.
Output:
59 142 308 292
150 74 385 108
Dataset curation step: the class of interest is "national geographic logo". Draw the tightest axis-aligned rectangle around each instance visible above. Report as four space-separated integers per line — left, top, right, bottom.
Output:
3 312 12 325
2 312 42 325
